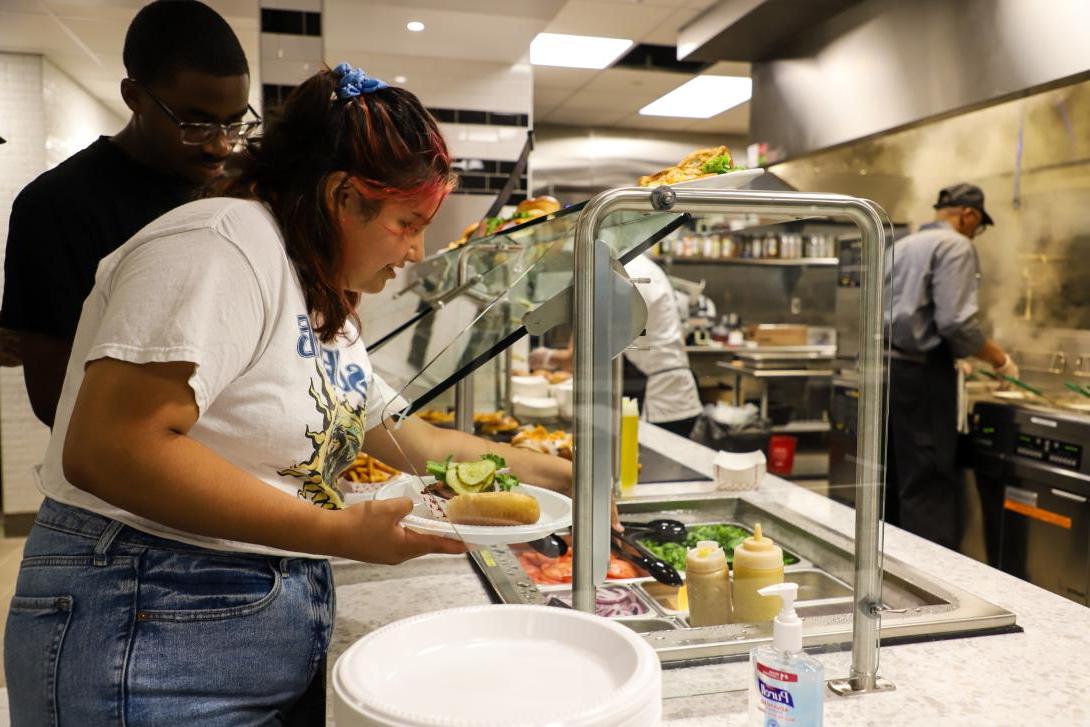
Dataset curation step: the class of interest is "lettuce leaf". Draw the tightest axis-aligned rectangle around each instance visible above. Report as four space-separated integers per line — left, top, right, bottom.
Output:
425 455 452 479
700 154 735 175
481 453 507 469
495 472 520 491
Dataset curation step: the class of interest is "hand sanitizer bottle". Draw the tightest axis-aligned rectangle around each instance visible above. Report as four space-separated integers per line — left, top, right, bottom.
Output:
748 582 823 726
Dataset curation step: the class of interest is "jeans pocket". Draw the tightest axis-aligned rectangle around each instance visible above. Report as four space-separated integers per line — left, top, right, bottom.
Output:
5 595 74 727
136 555 282 623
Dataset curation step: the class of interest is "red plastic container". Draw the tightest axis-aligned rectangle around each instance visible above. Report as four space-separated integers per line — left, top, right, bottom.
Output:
767 435 797 475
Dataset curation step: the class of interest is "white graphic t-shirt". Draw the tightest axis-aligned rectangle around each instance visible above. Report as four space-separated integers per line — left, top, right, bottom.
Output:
38 197 402 557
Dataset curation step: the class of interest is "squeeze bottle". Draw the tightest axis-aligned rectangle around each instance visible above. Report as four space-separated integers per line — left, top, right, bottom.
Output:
685 540 732 626
731 523 784 623
748 582 824 726
619 397 640 494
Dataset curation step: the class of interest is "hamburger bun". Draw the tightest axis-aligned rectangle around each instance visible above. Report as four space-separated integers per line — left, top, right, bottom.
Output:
446 491 540 526
516 207 548 221
516 195 561 216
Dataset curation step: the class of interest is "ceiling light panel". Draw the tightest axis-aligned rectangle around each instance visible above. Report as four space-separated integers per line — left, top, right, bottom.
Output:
639 75 752 118
530 32 633 70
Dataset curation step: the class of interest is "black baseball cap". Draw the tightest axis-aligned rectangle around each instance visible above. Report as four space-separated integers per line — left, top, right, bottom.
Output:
934 183 993 226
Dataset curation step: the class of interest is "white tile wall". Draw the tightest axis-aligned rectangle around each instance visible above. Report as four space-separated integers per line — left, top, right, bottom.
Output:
0 52 48 518
0 52 123 518
259 2 324 87
439 122 532 161
0 53 45 289
260 34 323 86
42 58 124 169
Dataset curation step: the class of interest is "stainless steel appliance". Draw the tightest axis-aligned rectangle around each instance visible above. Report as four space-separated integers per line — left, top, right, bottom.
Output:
969 401 1090 606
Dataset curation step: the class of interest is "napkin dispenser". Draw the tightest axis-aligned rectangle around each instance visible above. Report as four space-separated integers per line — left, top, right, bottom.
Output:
713 449 765 492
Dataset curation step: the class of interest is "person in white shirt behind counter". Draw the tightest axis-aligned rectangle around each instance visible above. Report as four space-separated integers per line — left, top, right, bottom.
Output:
529 253 704 437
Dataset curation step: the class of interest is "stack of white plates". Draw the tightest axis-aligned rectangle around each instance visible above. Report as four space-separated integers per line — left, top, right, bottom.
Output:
511 375 549 399
512 396 560 420
333 604 661 726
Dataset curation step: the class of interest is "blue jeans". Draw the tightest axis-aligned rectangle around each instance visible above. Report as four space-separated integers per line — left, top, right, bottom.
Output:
5 498 334 726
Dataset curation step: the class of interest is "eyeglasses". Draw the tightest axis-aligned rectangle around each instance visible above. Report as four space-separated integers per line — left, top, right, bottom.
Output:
138 82 261 145
964 207 989 237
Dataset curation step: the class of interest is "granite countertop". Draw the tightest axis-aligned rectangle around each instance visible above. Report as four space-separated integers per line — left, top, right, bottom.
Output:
327 425 1090 726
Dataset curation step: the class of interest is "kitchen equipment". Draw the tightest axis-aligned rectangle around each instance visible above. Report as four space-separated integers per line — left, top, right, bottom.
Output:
471 493 1017 666
622 518 688 543
968 401 1090 604
611 530 684 586
332 604 662 727
527 533 568 558
980 369 1044 397
1065 381 1090 399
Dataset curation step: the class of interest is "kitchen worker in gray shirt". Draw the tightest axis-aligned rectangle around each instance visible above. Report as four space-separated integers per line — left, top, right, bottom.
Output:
884 183 1017 549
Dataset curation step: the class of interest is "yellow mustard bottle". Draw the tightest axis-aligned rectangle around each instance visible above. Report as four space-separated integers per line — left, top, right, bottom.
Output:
619 397 640 494
731 523 785 623
685 540 732 627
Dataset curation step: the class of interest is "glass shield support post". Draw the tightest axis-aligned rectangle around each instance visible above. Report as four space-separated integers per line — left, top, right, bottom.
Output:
570 185 891 693
452 241 524 433
571 236 627 612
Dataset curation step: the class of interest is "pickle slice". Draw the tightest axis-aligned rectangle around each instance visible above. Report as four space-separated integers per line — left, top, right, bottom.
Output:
445 467 476 496
456 459 497 488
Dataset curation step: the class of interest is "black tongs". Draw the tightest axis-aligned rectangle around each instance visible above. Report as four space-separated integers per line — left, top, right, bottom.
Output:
611 530 683 586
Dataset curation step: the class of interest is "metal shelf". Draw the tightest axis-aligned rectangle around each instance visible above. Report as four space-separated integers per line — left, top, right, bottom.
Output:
773 420 832 433
653 256 838 267
718 362 835 379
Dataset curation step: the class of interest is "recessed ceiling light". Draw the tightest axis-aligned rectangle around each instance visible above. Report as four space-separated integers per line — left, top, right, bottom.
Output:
394 75 407 84
639 75 752 118
407 20 425 32
530 32 633 69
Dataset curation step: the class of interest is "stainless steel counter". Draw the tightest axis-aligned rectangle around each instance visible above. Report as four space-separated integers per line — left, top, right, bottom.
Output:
324 424 1090 725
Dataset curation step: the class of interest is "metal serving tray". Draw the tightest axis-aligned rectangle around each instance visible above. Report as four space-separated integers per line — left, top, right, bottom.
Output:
470 496 1018 666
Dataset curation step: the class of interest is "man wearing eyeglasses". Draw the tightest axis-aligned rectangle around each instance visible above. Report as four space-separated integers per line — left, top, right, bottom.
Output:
1 0 254 427
884 182 1017 550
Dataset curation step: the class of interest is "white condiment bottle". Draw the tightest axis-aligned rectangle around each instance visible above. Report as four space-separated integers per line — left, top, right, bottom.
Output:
685 540 732 627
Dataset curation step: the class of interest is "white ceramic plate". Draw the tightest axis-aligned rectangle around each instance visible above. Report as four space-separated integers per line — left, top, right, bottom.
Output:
333 604 661 727
665 167 764 190
375 476 573 546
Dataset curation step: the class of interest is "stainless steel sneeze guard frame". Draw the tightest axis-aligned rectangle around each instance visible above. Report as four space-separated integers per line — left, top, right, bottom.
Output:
571 186 891 693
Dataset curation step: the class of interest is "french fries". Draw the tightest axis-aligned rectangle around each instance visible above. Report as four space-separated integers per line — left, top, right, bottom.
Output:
341 453 400 484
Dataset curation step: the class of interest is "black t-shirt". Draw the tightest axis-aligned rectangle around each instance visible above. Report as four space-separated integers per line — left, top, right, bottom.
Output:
1 136 196 340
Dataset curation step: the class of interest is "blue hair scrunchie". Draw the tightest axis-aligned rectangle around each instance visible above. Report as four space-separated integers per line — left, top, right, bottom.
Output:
333 62 388 100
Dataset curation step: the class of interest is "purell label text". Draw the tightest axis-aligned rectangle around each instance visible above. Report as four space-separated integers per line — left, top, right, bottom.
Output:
758 678 795 708
758 662 798 682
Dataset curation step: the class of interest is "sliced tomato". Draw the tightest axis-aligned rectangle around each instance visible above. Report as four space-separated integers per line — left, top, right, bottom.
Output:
518 560 543 583
541 559 573 584
607 556 639 580
522 551 554 568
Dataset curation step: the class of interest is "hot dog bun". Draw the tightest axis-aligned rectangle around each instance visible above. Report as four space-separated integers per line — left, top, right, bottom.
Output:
446 491 540 526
